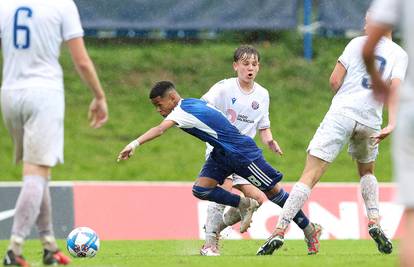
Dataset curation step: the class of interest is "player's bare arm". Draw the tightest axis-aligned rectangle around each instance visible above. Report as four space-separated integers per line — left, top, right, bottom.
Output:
117 119 176 161
66 37 108 128
362 24 393 102
259 128 283 156
329 62 347 93
373 78 401 145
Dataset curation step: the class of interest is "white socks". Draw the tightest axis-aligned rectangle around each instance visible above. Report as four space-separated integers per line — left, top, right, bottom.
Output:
277 182 311 230
205 202 226 244
361 174 380 222
9 175 46 254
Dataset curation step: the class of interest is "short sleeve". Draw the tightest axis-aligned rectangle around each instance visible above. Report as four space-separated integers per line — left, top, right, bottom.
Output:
391 49 408 81
338 39 359 70
370 0 401 26
201 80 226 110
164 105 194 128
61 0 84 41
257 93 271 130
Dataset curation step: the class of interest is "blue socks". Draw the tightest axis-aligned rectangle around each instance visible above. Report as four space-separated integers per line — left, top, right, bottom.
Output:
269 188 310 229
192 185 240 207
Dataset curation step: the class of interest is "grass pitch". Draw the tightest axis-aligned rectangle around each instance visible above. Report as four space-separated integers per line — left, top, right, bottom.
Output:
0 239 398 267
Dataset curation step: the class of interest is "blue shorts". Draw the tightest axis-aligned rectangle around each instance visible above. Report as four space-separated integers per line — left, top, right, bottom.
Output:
199 150 283 192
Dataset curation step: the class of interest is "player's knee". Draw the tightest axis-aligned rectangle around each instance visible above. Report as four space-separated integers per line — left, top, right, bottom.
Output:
192 185 213 200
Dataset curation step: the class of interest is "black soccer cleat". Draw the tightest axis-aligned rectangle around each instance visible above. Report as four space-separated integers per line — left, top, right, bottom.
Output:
368 224 393 254
3 250 30 267
43 249 71 265
256 234 284 255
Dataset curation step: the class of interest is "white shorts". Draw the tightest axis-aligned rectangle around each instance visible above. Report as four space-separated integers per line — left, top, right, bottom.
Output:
307 113 379 163
1 88 64 167
393 102 414 208
227 174 251 186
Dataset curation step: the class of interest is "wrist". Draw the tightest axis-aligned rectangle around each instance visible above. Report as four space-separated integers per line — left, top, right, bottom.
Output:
128 139 140 149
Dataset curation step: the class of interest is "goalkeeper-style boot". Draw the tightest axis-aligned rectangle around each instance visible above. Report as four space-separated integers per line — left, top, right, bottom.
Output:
3 250 30 267
43 249 71 265
304 223 323 255
368 222 392 254
256 228 285 255
238 198 259 233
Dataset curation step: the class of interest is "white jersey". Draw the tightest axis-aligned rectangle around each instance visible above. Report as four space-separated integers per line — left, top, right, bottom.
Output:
0 0 84 91
371 0 414 102
328 36 407 129
202 78 270 139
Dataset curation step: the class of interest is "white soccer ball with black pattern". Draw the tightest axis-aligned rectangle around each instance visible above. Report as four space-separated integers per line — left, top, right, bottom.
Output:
66 227 100 257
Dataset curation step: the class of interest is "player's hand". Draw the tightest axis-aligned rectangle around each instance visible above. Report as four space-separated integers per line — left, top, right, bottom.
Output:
372 125 394 145
268 140 283 156
117 140 140 162
89 97 108 129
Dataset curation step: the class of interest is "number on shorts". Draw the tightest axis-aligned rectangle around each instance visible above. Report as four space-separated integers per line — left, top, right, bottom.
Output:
13 7 33 49
246 175 262 187
361 56 386 89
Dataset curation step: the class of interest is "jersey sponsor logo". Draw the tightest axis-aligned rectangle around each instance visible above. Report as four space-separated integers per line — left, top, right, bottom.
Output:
231 98 237 104
251 101 259 110
226 109 237 123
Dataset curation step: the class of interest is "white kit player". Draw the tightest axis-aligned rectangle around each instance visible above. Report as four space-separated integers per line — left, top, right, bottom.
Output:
257 14 408 256
0 0 108 266
363 0 414 266
200 45 321 256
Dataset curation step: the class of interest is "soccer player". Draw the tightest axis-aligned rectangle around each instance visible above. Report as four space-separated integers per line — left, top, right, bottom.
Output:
363 0 414 266
199 45 321 256
257 13 408 256
117 81 319 254
0 0 108 266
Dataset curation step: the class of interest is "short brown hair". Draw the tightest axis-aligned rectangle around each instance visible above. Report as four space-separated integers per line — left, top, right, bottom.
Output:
233 45 260 62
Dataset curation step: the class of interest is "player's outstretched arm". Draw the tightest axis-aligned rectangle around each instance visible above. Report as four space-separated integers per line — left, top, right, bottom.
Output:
373 78 401 145
117 120 176 161
66 37 108 128
259 128 283 156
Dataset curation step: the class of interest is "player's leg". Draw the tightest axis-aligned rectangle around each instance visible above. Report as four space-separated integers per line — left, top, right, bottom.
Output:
350 122 392 254
194 155 259 233
401 209 414 267
201 177 233 256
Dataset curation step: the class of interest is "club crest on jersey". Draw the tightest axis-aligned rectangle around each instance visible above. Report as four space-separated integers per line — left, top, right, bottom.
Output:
251 101 259 110
231 98 237 104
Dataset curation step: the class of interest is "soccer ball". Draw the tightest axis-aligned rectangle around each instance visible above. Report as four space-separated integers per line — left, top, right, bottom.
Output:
66 227 100 257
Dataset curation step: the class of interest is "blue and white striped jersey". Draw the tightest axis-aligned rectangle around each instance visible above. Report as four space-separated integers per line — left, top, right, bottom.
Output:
165 98 262 162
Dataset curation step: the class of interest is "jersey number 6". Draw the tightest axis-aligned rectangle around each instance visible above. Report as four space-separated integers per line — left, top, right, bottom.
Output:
13 7 32 49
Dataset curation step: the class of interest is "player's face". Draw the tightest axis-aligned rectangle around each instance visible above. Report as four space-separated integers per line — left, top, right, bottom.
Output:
151 94 176 117
233 54 260 84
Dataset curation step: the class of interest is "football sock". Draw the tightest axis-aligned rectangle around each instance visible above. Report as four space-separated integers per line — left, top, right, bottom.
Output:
360 174 380 222
10 175 46 254
205 202 226 241
269 188 310 229
36 180 58 252
223 207 242 226
192 185 241 207
276 182 311 231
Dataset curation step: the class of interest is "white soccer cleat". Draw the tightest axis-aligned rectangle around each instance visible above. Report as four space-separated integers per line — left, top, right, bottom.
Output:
200 244 220 256
239 198 259 233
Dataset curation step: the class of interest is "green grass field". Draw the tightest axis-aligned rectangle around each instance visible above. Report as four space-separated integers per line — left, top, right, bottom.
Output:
0 36 395 181
0 239 398 267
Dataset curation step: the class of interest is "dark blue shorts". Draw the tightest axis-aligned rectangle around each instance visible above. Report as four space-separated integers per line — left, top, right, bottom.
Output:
199 150 283 192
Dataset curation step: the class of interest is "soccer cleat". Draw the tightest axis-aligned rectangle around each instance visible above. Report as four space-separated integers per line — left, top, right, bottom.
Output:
200 244 220 256
3 250 30 267
43 249 71 265
256 229 285 255
239 198 259 233
368 223 392 254
200 232 220 256
304 223 323 255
